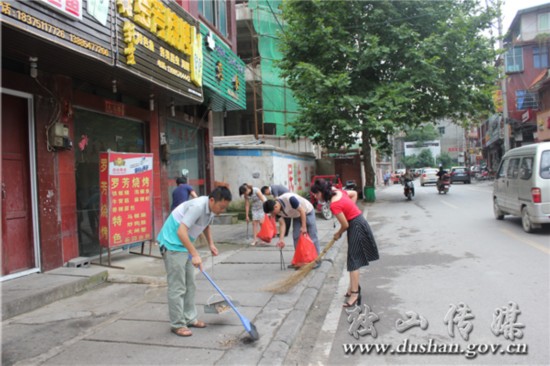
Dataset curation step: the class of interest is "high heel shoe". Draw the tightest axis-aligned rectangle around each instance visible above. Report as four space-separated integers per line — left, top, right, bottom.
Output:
345 285 361 298
343 290 361 308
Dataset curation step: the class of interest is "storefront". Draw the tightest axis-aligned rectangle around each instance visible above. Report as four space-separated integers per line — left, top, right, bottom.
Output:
482 114 504 172
1 0 204 277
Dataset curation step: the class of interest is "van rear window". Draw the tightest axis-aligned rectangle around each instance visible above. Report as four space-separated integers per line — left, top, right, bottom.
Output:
541 151 550 179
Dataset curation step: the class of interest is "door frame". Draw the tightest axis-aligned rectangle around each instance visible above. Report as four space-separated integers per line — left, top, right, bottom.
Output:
1 88 41 282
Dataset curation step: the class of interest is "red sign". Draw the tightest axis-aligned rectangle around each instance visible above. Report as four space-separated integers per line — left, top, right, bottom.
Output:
39 0 82 20
99 152 154 248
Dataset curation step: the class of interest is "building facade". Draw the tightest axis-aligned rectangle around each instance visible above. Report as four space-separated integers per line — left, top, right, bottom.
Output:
1 0 244 280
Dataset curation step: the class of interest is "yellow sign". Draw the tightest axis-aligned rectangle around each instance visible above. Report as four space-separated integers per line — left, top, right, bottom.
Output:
190 28 203 87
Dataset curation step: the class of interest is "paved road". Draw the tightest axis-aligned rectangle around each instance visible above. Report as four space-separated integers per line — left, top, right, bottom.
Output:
287 181 550 365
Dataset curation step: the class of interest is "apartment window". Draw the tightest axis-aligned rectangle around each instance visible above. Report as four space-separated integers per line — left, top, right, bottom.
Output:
505 47 523 73
533 46 549 68
516 90 538 110
538 12 550 31
438 127 445 135
198 0 227 37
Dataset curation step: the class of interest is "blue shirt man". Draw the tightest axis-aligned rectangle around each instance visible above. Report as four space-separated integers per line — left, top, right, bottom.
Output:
171 176 197 211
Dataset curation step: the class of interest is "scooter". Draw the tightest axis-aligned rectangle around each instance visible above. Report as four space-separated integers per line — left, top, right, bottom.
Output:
437 174 451 194
403 180 414 200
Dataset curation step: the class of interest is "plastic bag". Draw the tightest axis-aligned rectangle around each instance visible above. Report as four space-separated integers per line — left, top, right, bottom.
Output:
291 233 317 267
257 214 276 243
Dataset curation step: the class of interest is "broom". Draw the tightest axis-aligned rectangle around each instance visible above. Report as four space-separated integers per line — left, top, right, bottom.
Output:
265 238 336 293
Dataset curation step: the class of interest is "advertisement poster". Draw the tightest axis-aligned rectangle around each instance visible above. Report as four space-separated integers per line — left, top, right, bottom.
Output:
98 152 153 248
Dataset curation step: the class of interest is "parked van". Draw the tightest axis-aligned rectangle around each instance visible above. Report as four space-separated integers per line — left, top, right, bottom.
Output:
493 142 550 232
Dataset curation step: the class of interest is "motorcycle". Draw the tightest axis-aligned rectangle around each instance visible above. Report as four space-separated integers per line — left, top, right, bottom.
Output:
403 179 414 200
437 173 451 194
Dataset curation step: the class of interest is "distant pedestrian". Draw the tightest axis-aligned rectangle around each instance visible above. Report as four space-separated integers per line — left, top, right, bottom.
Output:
171 176 198 211
261 185 291 236
157 186 232 337
311 179 379 308
263 192 321 268
239 183 267 246
383 172 390 186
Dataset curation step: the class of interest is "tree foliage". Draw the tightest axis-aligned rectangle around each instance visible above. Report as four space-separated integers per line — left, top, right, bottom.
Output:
436 152 453 169
405 125 440 144
279 0 498 186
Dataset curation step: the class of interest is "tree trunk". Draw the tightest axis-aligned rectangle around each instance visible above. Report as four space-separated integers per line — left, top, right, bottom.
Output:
362 132 376 188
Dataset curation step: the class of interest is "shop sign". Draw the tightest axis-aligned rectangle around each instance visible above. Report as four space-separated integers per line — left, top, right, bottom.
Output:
200 24 246 111
39 0 82 20
99 152 153 248
115 0 203 101
492 89 503 113
521 109 533 123
104 100 125 116
0 0 112 65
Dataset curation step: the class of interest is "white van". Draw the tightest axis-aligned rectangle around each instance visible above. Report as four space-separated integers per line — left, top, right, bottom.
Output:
493 142 550 232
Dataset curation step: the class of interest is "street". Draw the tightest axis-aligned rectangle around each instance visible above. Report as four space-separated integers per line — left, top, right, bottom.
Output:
2 180 549 366
287 180 550 365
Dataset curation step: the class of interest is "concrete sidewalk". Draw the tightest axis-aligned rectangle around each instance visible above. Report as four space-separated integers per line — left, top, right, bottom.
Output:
1 211 352 365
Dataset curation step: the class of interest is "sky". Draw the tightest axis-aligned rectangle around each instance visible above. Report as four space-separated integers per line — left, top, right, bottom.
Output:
501 0 550 31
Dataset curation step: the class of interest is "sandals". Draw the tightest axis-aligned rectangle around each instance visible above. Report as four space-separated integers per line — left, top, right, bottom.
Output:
188 320 207 328
345 285 361 298
171 320 207 336
343 290 362 308
171 327 192 337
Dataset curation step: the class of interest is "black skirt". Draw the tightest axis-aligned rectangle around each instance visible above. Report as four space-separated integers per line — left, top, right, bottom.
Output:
346 214 379 271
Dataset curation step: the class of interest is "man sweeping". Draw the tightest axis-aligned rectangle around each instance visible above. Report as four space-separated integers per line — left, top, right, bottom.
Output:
263 192 321 269
157 186 232 337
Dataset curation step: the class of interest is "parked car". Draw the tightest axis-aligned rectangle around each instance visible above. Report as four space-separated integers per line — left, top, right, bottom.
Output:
493 142 550 233
420 168 439 186
450 167 471 184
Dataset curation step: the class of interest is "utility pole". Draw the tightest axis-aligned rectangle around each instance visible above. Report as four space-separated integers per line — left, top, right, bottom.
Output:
497 0 511 153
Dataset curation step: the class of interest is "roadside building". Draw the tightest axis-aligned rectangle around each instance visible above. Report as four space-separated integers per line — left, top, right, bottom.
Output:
1 0 245 280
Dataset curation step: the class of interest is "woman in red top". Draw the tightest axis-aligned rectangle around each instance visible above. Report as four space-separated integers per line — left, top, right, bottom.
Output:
311 179 379 308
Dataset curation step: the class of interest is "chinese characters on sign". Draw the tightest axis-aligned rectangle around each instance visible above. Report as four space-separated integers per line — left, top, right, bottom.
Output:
346 302 524 341
99 152 153 248
115 0 203 98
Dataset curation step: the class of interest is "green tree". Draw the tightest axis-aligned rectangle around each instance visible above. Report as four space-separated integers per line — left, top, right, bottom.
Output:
436 152 453 169
279 0 497 191
417 149 436 167
401 154 418 169
405 125 440 147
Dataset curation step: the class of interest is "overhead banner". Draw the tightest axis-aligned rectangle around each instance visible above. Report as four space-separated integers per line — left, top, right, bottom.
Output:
99 152 154 248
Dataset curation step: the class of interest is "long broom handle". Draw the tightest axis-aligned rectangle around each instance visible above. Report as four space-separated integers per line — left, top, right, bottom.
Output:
314 238 336 262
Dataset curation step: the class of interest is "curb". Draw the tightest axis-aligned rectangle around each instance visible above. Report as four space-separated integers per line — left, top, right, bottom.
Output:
259 237 344 365
2 268 108 320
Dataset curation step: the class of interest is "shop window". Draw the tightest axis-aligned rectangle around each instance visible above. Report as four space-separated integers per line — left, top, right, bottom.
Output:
166 120 206 198
198 0 227 37
73 109 145 257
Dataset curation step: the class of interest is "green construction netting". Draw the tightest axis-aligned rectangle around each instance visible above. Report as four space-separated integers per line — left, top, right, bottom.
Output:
249 0 300 136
